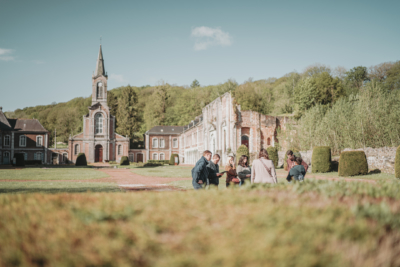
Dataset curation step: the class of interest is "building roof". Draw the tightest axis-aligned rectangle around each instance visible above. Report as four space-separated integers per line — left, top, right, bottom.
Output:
0 107 12 131
7 119 48 132
94 45 106 77
147 126 184 135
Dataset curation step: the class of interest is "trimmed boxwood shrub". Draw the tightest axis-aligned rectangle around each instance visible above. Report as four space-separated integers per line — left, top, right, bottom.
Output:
284 149 299 171
396 145 400 179
169 154 179 165
312 146 331 173
14 153 25 167
147 160 170 165
338 151 368 176
120 156 130 166
236 145 249 164
266 147 279 168
75 153 87 166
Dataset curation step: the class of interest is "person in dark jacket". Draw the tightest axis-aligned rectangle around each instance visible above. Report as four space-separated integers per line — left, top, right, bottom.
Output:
207 154 224 188
286 157 306 182
287 150 309 173
192 150 212 190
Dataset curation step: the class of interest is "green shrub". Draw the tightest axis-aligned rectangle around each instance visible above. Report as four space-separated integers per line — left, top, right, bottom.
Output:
236 145 249 164
312 146 331 173
284 149 299 171
266 147 278 168
120 156 130 166
338 151 368 176
169 154 179 165
147 160 170 165
25 160 42 165
75 153 87 166
396 146 400 179
144 163 163 167
14 153 25 167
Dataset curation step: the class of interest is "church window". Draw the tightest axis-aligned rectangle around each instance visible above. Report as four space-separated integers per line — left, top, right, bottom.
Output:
74 144 80 155
267 137 271 146
152 153 158 160
160 153 165 160
118 145 122 155
95 113 103 134
173 138 178 148
97 81 103 98
152 138 158 148
36 136 43 147
160 139 165 148
4 135 10 147
19 135 26 147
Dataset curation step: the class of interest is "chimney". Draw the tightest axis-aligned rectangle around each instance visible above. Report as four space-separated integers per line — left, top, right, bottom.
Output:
0 107 2 111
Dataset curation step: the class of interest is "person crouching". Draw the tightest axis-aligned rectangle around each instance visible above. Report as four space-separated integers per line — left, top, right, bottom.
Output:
286 157 306 182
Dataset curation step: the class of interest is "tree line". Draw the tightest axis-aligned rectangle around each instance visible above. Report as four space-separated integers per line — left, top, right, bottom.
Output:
5 60 400 149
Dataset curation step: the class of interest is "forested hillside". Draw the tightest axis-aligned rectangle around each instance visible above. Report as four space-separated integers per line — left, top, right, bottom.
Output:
5 60 400 149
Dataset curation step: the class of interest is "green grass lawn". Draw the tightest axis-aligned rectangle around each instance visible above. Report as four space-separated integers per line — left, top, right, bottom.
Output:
132 165 193 178
0 168 109 180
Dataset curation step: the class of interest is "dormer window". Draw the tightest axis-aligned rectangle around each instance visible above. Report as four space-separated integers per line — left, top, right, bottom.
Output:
97 81 103 98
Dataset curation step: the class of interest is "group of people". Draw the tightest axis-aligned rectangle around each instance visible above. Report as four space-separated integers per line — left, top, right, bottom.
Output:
191 149 309 189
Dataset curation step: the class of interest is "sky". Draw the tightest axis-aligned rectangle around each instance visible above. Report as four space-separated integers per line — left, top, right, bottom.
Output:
1 0 399 111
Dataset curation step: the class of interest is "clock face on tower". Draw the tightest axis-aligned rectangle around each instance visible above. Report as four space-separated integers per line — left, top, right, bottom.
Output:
98 81 103 87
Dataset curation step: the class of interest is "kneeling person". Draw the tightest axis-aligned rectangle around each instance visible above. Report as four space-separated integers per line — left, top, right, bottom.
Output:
207 154 224 188
286 157 306 182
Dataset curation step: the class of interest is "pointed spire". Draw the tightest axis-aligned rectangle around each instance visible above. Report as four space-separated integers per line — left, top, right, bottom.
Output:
95 45 106 77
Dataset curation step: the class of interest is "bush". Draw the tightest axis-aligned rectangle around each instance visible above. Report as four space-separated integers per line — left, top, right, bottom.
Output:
312 146 331 173
284 149 299 171
144 163 163 167
338 151 368 176
75 153 87 166
25 160 42 165
236 145 249 164
266 147 278 168
396 146 400 179
14 153 25 167
120 156 130 166
147 160 170 165
169 154 179 165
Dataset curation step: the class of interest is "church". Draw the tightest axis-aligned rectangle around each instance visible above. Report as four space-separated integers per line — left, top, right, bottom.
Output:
67 46 130 163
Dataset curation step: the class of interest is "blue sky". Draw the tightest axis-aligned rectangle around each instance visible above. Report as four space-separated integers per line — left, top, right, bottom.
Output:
1 0 399 111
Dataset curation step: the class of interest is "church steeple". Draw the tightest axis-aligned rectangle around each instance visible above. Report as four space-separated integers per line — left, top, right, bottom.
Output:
94 45 106 77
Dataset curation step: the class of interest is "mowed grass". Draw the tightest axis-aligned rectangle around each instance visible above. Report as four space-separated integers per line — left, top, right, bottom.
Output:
0 168 109 180
132 165 193 178
1 180 400 267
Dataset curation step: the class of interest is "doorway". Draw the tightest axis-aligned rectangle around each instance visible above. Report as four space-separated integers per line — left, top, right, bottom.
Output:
95 145 103 162
137 154 143 163
241 135 249 148
52 153 58 165
3 152 10 164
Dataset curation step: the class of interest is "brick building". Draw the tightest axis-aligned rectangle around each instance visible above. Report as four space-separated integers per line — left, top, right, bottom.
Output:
68 45 129 163
0 107 50 165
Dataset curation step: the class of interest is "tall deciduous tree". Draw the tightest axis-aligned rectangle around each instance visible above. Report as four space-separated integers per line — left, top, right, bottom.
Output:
116 86 139 140
345 66 369 95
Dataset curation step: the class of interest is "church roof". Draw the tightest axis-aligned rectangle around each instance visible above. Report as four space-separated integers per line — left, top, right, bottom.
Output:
94 45 106 77
147 126 184 135
8 119 48 132
0 107 12 130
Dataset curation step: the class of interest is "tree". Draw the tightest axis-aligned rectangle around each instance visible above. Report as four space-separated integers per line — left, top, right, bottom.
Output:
234 79 273 115
190 79 200 88
143 82 170 130
345 66 369 95
303 63 331 77
385 61 400 91
293 77 318 118
116 86 140 140
313 72 345 105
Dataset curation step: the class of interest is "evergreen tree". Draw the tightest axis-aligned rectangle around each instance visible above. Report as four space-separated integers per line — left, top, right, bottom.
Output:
116 86 140 140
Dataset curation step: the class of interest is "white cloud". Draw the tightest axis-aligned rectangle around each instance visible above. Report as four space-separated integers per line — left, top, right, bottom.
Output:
109 74 127 83
0 48 15 61
191 26 232 51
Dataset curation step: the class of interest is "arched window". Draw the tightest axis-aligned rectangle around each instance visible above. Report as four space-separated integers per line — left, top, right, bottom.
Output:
152 138 158 148
95 113 103 134
173 138 178 148
160 153 165 160
36 136 43 147
74 144 80 155
19 135 26 147
241 135 249 148
152 153 158 160
267 137 271 146
4 135 10 147
160 139 165 148
118 145 122 155
96 81 103 98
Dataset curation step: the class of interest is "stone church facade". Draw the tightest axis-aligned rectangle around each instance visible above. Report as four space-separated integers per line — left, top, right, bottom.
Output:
68 45 129 163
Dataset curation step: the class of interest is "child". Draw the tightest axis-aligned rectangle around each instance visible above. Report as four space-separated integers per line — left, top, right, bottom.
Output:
286 157 306 182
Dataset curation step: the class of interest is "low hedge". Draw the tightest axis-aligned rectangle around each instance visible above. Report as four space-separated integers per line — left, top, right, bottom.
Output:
266 147 278 168
120 156 130 166
312 146 331 173
75 153 87 166
147 160 170 165
14 153 25 167
284 149 299 171
144 163 163 167
25 160 42 165
338 151 368 176
396 145 400 179
169 154 179 165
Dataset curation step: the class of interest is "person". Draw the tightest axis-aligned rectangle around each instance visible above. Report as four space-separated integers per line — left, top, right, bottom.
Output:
192 150 212 190
225 156 240 187
237 155 251 185
251 149 278 184
207 154 224 188
286 157 306 182
287 150 308 173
